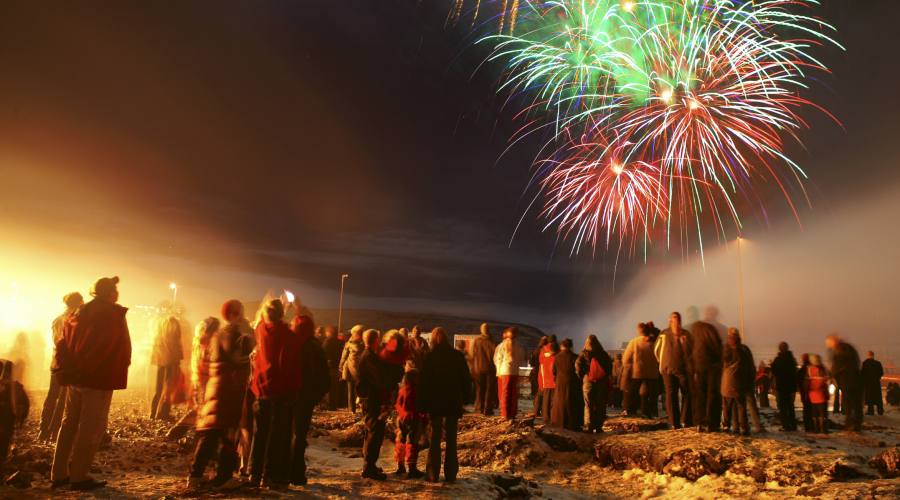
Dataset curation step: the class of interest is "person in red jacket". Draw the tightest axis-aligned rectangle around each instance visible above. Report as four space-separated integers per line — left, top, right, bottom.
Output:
537 335 559 421
51 276 131 491
803 354 831 434
248 298 302 489
393 369 426 479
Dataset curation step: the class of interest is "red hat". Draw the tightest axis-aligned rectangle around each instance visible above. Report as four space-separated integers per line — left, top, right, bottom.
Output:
221 299 243 320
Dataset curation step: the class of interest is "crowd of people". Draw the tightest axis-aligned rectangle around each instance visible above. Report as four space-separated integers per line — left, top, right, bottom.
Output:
0 276 894 492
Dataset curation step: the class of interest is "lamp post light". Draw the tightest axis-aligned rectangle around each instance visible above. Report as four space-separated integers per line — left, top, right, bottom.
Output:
338 274 349 334
169 282 178 305
736 237 746 340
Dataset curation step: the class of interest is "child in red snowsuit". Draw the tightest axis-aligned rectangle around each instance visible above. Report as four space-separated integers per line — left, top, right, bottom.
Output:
394 369 426 478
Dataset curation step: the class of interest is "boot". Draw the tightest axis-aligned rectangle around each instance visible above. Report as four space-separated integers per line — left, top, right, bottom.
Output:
407 465 424 479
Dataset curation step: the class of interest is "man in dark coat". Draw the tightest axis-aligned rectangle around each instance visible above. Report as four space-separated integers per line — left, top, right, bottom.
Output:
357 329 390 480
721 328 754 435
770 342 799 431
417 327 472 483
322 326 344 410
290 316 330 486
551 339 583 431
575 335 612 432
655 312 693 429
52 276 131 491
471 323 497 416
826 335 863 431
689 320 723 432
861 351 884 416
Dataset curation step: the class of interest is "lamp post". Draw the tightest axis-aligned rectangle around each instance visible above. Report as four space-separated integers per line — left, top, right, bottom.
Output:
736 237 746 339
169 282 178 305
338 273 349 333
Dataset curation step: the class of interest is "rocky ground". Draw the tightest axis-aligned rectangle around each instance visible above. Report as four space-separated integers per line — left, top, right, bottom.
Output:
1 390 899 499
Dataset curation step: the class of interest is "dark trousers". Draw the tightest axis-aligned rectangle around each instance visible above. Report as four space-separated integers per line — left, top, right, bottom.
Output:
866 392 884 415
474 372 497 415
811 403 828 433
540 389 554 421
534 388 543 417
833 387 842 414
724 395 749 434
663 373 691 428
583 382 607 431
841 387 863 431
190 428 238 481
427 415 458 482
249 397 293 484
291 399 314 483
801 397 813 431
347 381 358 413
39 372 67 441
626 379 657 417
328 370 341 410
776 390 797 430
150 364 179 420
692 369 722 430
0 420 12 472
362 399 387 470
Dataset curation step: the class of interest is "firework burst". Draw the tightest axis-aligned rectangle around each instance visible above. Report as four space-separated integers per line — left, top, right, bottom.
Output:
468 0 841 259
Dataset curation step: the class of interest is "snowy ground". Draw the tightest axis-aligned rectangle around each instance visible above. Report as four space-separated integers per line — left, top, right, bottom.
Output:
1 390 898 499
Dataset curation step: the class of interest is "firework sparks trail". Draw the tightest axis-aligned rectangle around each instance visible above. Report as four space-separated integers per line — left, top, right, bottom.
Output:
459 0 841 259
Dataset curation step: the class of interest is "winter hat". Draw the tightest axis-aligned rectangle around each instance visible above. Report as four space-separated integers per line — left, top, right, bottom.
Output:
810 354 822 366
63 292 84 308
221 299 244 321
90 276 119 298
350 324 366 336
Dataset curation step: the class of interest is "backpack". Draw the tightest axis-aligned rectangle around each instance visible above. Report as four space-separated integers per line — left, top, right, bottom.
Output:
588 357 606 383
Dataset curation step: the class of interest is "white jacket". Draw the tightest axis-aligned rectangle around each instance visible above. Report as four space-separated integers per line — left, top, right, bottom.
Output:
493 339 527 377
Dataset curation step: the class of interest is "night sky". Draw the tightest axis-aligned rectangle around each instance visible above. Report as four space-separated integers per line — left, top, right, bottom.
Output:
2 1 899 335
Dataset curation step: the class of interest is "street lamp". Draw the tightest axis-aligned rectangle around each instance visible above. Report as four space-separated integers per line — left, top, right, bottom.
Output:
169 282 178 304
735 237 746 339
338 274 349 334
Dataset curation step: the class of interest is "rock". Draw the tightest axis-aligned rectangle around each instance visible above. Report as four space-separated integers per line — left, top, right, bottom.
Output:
869 447 900 478
661 449 725 481
826 460 869 481
491 473 524 489
535 428 578 452
5 470 33 488
602 417 669 433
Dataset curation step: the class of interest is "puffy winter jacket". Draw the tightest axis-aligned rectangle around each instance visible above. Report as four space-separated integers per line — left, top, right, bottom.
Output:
689 321 723 373
250 320 302 399
151 317 184 367
196 323 254 431
623 335 658 380
54 299 132 391
472 334 497 375
654 328 692 375
722 344 755 398
417 343 472 417
538 345 557 389
493 339 526 377
771 350 799 393
803 364 830 405
339 338 365 382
